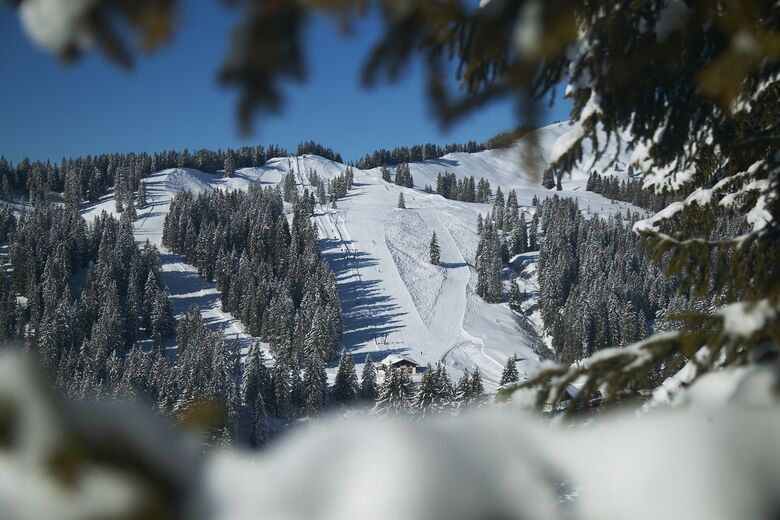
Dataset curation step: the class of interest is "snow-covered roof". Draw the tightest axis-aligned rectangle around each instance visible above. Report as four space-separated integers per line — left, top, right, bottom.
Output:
380 354 418 367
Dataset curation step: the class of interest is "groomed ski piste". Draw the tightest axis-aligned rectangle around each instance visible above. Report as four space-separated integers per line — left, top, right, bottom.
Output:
81 121 642 392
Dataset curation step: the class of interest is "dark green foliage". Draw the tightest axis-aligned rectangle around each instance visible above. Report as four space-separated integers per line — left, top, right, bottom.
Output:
136 180 147 209
303 347 327 416
475 219 503 303
537 196 677 363
360 354 378 402
586 171 678 213
374 366 413 416
283 170 297 203
394 163 414 188
241 342 273 412
296 141 342 163
429 232 440 266
332 352 359 405
499 355 519 386
163 184 342 365
224 151 236 178
435 172 487 203
327 167 354 204
455 368 484 408
412 363 454 417
355 141 485 170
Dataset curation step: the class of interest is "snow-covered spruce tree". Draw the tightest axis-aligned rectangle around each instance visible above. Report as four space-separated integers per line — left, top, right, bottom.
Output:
289 365 306 414
508 276 521 313
241 342 272 411
224 150 236 178
374 366 412 416
250 394 269 448
332 351 358 405
360 354 378 403
397 192 406 209
528 213 539 252
433 363 455 411
429 231 440 266
209 337 241 440
135 180 146 209
270 361 291 419
394 163 413 188
283 170 297 203
412 366 438 417
492 187 505 230
454 370 472 409
505 190 519 231
303 346 327 417
414 363 454 417
469 368 484 406
511 213 528 256
475 220 503 303
63 168 82 210
149 290 175 345
499 355 519 387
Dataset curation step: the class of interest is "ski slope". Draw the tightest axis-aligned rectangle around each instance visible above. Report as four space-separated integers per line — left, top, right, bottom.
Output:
80 122 641 390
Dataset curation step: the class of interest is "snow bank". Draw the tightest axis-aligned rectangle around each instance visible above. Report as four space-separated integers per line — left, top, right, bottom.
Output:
4 350 779 520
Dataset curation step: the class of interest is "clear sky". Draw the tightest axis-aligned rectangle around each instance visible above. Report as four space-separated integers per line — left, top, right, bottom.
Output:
0 4 571 164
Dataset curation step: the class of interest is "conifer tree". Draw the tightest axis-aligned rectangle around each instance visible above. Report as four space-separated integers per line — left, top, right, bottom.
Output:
454 370 472 409
356 356 376 403
332 351 358 405
470 368 484 405
271 361 291 418
499 355 519 386
63 170 82 210
528 213 539 251
241 342 270 408
374 366 412 416
283 170 297 203
224 151 236 178
511 213 528 256
289 365 306 414
136 180 147 209
429 232 440 266
397 192 406 209
412 366 438 417
508 276 521 313
303 347 327 416
149 290 175 345
250 394 269 447
476 223 503 303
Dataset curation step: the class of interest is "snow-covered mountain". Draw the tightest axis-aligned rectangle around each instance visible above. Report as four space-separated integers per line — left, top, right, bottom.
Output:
81 122 640 391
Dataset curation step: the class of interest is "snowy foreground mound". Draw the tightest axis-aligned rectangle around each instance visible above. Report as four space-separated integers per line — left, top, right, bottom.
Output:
81 123 639 389
2 351 779 520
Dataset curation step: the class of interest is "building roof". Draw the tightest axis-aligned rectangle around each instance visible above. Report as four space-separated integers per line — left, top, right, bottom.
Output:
380 354 418 367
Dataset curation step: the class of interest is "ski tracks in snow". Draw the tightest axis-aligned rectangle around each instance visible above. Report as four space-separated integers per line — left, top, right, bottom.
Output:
430 212 503 376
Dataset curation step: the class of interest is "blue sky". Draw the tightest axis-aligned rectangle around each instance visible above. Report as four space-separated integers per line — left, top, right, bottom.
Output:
0 4 571 164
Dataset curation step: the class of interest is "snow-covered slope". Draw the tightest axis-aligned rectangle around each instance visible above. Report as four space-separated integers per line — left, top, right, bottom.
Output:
80 122 641 390
390 122 634 200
